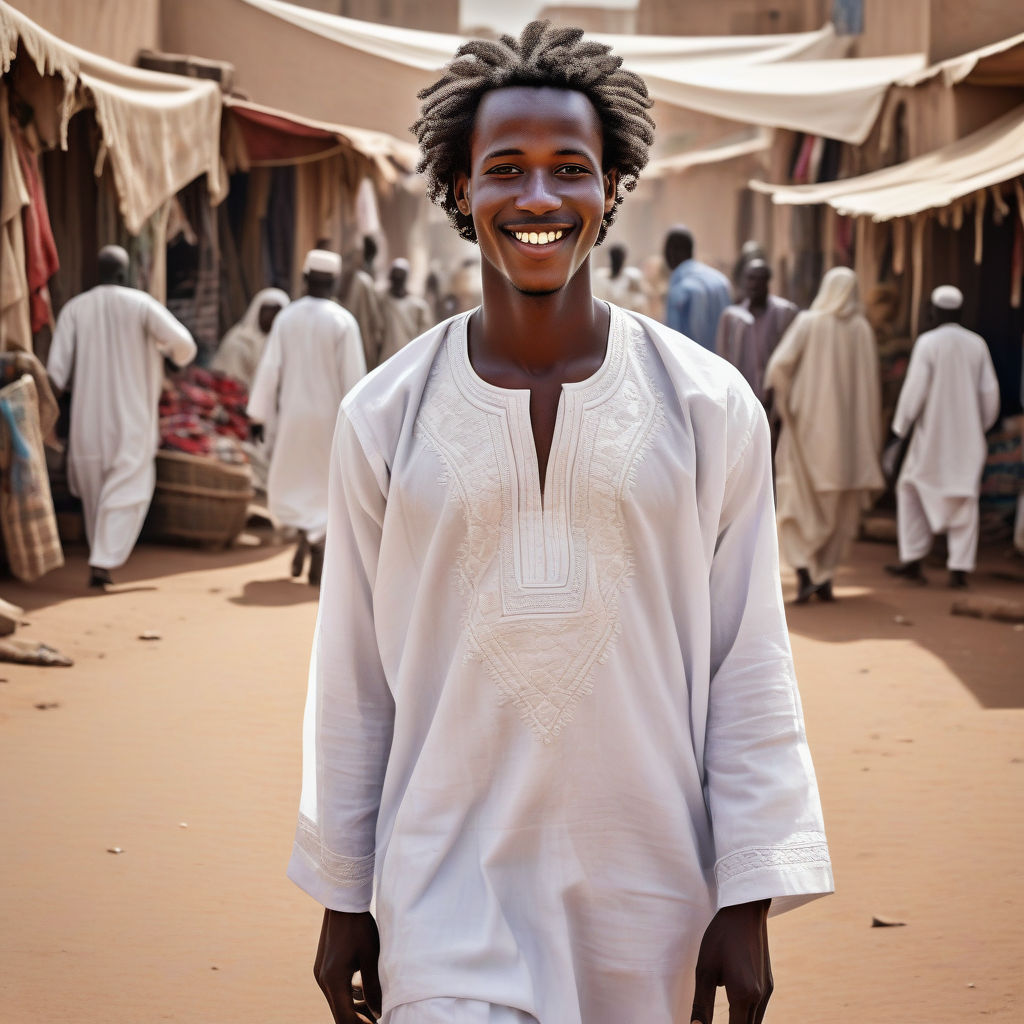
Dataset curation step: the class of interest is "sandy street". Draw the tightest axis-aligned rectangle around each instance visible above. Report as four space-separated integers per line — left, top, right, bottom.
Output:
1 534 1022 1023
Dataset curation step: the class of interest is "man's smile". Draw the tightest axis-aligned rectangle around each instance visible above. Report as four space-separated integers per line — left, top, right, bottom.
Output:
501 223 575 254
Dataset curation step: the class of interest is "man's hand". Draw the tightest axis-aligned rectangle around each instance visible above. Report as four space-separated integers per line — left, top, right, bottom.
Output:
314 909 382 1023
691 899 772 1024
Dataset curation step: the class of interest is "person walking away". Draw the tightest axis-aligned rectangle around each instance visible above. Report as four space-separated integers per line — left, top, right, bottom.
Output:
716 259 797 406
290 22 832 1024
377 258 432 366
764 266 884 603
211 288 289 389
592 242 648 312
47 245 195 589
885 285 1000 588
663 225 732 352
247 250 365 585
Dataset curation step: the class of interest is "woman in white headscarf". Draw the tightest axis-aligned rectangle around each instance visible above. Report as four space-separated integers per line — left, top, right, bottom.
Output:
765 266 884 602
211 288 290 389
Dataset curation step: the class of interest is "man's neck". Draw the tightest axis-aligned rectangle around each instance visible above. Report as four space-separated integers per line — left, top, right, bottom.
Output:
747 296 770 316
470 257 607 380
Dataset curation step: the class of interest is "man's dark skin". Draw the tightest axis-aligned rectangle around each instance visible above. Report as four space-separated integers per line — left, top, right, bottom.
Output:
257 300 283 335
315 87 774 1024
362 235 379 279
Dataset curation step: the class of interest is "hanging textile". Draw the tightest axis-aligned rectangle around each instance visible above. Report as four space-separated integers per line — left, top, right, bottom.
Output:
0 83 31 352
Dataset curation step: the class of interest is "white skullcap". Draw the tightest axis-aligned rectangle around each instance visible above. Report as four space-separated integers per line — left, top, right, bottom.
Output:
931 285 963 310
303 249 342 276
391 257 411 273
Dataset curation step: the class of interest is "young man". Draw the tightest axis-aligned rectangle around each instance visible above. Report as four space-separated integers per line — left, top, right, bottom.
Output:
885 285 1000 588
289 23 832 1024
247 249 365 585
47 245 195 589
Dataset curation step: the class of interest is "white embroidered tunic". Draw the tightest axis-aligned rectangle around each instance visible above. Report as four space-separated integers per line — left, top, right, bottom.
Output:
288 306 833 1023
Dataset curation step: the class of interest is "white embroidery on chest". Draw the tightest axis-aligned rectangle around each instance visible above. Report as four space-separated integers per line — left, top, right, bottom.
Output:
416 311 662 743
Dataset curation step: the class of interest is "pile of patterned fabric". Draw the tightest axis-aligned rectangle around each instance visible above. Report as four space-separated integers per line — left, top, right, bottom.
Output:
159 367 250 465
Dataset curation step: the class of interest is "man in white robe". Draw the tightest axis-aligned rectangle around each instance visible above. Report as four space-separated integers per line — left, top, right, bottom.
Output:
376 259 432 367
764 266 884 603
716 259 797 405
47 245 195 588
290 24 832 1024
247 249 365 585
885 285 1000 587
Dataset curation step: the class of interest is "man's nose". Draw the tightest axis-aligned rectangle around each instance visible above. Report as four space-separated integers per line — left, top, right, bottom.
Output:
515 171 561 215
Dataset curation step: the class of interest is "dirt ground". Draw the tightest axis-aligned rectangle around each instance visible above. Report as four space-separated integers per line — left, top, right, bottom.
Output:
0 531 1021 1023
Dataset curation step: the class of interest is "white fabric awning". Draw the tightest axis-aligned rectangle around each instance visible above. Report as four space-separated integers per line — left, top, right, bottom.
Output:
749 104 1024 221
0 0 224 234
163 0 917 147
644 128 772 179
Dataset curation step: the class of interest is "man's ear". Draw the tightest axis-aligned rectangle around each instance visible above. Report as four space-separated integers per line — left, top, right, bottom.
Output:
603 168 619 214
453 171 472 216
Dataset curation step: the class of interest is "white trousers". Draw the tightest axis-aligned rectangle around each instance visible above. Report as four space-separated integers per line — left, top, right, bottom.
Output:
384 999 537 1024
897 482 979 572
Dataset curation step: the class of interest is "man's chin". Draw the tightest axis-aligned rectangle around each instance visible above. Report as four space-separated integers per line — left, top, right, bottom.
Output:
513 283 563 297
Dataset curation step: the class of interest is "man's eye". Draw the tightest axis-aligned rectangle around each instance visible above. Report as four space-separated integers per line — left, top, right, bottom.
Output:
557 165 590 176
485 165 520 175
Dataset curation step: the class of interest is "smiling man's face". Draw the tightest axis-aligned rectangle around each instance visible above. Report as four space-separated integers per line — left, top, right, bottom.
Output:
454 87 617 297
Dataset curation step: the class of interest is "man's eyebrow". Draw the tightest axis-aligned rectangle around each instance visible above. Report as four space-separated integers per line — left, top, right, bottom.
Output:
482 147 596 160
483 148 524 159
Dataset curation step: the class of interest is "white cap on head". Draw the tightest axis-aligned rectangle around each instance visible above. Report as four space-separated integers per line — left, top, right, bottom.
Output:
303 249 342 276
391 257 411 273
931 285 963 310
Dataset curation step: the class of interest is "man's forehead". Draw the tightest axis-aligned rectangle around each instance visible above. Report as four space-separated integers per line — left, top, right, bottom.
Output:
472 87 601 149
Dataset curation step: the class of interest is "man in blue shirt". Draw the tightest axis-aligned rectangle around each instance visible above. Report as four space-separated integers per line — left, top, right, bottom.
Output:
664 225 733 352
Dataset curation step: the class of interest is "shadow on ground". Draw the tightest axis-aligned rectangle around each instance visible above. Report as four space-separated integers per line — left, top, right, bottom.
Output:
230 578 319 607
2 538 287 615
786 539 1024 710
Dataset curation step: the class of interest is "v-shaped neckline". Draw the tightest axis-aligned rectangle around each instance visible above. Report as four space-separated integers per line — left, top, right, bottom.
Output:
452 305 622 512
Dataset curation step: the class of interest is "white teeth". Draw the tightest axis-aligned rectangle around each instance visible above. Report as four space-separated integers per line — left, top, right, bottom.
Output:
513 229 566 245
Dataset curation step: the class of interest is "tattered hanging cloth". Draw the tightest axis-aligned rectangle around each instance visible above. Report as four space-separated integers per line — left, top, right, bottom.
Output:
0 373 63 581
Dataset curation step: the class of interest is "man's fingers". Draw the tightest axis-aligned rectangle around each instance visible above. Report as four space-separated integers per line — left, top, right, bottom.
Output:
359 954 383 1018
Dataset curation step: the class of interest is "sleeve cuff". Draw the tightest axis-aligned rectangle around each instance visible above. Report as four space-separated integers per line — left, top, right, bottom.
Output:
286 815 375 912
714 831 834 916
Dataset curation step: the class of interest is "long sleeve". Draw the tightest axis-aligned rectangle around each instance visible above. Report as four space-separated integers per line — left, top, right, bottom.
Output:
978 347 1000 430
705 396 833 915
143 296 196 367
891 340 931 438
47 302 75 391
337 317 367 394
287 407 393 911
246 324 282 424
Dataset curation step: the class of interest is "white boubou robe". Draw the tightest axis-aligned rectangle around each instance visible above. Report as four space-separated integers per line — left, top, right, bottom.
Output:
247 295 365 543
47 285 195 569
287 305 833 1023
892 322 1000 566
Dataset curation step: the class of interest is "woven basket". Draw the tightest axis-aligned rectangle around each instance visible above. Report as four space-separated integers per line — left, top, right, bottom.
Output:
145 450 254 548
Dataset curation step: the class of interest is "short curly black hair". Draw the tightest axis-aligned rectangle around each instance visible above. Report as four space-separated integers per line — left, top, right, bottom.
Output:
412 20 656 245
